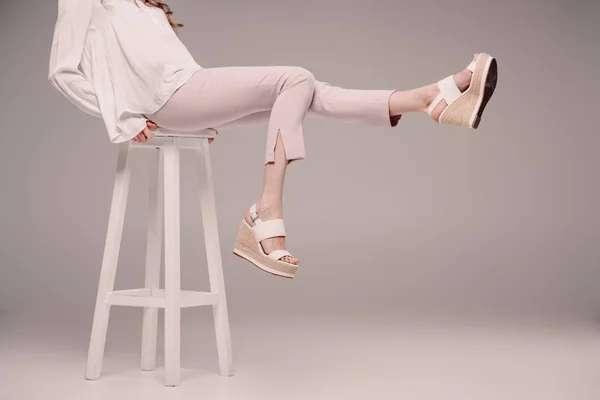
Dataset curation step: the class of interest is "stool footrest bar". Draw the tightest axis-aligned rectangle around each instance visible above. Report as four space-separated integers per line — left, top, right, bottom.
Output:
106 289 218 308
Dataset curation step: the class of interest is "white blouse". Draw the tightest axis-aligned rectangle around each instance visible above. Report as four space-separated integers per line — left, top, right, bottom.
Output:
48 0 202 143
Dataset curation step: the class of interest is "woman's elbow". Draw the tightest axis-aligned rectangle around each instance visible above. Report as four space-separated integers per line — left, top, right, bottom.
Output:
48 69 69 95
48 70 61 88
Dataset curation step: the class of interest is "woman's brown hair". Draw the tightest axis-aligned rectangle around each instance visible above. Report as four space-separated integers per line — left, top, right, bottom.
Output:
102 0 183 30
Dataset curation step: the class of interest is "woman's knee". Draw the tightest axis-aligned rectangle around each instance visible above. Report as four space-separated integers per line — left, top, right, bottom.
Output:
287 66 315 89
298 67 315 86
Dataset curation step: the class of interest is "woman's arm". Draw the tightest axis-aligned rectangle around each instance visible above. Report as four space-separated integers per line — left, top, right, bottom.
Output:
48 0 101 117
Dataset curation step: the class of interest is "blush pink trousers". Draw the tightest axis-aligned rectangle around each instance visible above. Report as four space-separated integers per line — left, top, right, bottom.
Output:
145 66 401 164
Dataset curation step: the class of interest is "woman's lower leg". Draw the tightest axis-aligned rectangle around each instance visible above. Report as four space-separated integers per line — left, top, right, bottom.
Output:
244 130 298 265
388 85 434 116
259 130 286 217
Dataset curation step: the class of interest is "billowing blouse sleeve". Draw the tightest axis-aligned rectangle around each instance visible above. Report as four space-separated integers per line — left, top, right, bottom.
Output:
48 0 101 118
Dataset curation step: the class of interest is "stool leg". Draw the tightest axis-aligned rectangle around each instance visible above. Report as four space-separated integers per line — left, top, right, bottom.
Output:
141 148 164 371
163 140 182 386
196 139 235 377
85 143 132 380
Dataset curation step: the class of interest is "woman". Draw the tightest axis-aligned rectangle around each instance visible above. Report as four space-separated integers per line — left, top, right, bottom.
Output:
49 0 498 279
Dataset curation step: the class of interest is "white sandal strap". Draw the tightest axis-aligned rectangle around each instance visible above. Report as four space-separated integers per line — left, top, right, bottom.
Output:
248 202 287 241
427 76 461 117
268 249 292 261
251 218 286 242
466 60 476 72
249 203 261 223
437 75 462 107
426 92 445 117
428 55 479 118
466 53 483 72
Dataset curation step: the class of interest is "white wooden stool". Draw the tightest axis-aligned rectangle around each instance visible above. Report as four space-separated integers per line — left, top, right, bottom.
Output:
84 128 234 386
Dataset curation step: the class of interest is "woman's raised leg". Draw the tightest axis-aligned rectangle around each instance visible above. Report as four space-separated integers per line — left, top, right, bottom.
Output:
208 54 481 137
147 54 487 274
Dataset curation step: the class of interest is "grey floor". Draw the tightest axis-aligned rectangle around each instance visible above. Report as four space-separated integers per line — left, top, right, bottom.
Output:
2 311 600 400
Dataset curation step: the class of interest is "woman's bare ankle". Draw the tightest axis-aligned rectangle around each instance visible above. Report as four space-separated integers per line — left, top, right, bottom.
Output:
255 199 282 220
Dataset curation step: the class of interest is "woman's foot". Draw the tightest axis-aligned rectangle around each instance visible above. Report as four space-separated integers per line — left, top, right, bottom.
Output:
425 53 478 122
243 201 299 265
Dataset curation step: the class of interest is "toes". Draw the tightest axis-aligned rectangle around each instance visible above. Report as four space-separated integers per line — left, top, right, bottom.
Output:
281 255 298 265
431 99 448 123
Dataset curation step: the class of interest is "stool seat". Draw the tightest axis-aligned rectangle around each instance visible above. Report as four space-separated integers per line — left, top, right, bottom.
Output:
153 127 217 138
84 128 234 386
130 128 218 149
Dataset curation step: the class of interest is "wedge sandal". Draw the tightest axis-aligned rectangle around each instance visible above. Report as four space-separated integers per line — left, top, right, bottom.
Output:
427 53 498 128
233 204 298 279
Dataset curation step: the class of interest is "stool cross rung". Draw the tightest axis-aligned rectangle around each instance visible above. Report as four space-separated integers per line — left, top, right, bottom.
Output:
106 289 219 308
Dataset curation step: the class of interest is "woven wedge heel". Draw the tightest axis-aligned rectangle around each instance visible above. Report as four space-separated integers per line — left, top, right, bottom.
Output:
427 53 498 128
233 204 299 279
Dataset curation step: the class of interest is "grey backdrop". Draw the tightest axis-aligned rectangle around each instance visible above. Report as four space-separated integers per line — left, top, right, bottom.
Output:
1 0 599 332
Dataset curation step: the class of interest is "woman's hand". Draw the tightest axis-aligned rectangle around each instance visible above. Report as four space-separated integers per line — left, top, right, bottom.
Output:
208 128 219 144
132 120 157 143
